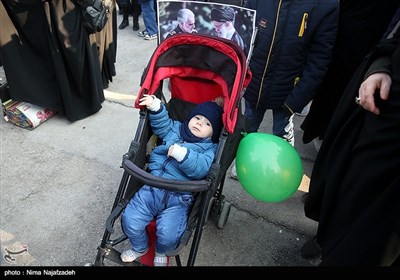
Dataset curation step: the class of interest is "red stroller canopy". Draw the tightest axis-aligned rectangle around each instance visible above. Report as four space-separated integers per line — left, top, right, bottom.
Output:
134 34 251 134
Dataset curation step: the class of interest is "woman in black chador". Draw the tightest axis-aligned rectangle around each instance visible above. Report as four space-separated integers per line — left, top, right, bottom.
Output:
0 0 105 121
304 7 400 265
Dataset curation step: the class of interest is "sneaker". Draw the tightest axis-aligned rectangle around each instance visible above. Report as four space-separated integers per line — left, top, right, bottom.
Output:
137 30 148 37
153 253 168 266
229 160 238 181
120 249 147 263
144 34 158 41
300 236 321 259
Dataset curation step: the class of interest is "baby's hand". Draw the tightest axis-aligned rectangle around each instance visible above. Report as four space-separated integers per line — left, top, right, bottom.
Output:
139 94 154 107
138 94 161 111
168 144 187 162
167 145 174 157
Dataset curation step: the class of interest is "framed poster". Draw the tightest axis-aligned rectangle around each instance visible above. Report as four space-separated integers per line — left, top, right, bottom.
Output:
157 0 256 59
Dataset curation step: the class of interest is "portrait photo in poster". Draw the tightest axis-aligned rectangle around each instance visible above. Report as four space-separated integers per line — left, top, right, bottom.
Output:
157 0 256 58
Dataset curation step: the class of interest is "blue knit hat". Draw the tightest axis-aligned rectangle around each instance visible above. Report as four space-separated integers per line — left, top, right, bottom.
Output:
185 101 223 143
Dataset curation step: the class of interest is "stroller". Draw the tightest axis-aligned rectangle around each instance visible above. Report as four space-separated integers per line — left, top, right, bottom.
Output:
94 33 251 266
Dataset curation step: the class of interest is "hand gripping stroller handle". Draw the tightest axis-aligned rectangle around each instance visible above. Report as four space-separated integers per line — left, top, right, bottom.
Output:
122 159 210 193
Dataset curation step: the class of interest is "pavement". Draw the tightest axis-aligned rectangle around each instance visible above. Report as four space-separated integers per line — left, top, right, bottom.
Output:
0 12 321 271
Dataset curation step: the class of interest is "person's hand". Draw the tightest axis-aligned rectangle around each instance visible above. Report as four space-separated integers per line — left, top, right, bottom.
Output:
138 94 161 111
358 72 392 115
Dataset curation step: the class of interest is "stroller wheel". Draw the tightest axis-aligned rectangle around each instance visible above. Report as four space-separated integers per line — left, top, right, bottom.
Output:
217 201 231 229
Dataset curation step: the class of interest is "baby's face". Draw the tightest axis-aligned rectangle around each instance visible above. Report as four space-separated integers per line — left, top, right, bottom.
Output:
188 115 213 139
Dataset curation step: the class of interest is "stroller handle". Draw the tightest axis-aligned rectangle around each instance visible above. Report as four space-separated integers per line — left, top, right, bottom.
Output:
122 159 210 193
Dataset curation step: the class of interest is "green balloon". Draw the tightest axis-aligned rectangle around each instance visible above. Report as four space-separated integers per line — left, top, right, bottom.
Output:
236 133 303 202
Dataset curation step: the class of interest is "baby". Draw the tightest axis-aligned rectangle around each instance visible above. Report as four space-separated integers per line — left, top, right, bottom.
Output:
121 95 223 266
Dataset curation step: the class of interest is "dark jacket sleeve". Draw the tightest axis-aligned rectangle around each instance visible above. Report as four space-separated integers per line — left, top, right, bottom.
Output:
364 56 391 78
364 26 400 79
285 2 339 113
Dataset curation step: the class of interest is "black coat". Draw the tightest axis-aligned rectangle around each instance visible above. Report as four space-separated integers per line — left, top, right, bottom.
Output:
244 0 339 113
0 0 105 121
301 0 400 143
304 28 400 265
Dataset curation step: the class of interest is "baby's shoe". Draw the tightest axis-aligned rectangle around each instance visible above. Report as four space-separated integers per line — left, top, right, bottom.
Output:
120 249 147 263
153 252 168 266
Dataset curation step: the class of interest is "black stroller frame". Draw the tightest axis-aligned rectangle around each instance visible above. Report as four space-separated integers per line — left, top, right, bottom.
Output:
94 34 251 266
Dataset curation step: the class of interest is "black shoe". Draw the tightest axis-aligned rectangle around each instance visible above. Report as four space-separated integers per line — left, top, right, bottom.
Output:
119 20 129 30
300 236 321 259
133 22 139 31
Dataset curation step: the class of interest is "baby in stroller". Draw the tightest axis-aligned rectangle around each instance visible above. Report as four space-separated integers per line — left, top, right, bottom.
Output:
120 94 223 266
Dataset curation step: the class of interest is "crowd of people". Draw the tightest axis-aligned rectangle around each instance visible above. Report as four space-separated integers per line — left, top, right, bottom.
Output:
1 0 399 267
